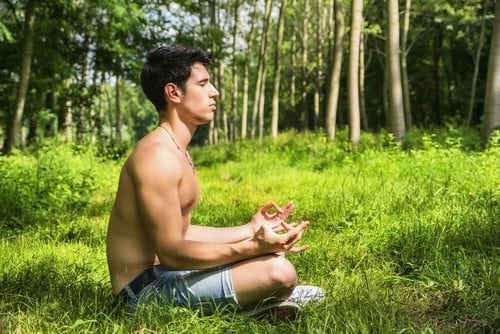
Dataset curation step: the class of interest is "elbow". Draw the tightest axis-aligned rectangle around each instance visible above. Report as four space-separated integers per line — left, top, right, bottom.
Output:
156 248 188 270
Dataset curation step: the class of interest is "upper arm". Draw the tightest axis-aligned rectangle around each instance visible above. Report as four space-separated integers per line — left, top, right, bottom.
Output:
129 144 184 260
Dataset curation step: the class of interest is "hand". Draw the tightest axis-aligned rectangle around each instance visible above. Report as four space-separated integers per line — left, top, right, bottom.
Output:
252 220 309 255
249 201 294 234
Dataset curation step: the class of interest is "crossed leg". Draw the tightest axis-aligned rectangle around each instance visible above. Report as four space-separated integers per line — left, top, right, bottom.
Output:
230 254 298 307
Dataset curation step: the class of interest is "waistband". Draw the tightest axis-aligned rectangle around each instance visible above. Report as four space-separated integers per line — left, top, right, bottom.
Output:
117 266 162 302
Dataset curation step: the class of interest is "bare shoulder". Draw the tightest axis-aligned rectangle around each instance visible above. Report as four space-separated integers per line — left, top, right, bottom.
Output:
126 132 183 186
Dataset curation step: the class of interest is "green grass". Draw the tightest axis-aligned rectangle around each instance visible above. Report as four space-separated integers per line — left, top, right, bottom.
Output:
0 129 498 333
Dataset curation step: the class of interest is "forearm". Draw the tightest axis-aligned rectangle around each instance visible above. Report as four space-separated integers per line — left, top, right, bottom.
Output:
158 238 257 270
184 223 253 243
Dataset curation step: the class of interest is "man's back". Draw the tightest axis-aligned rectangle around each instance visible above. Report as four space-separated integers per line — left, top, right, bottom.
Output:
106 130 199 295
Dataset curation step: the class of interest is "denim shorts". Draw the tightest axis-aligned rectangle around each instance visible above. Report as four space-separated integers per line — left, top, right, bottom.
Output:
124 265 241 314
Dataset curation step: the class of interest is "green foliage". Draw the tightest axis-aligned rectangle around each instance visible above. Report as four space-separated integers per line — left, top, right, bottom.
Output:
0 130 498 332
0 140 116 232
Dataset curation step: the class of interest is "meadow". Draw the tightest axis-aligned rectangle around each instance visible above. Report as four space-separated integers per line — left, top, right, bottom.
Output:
0 128 498 333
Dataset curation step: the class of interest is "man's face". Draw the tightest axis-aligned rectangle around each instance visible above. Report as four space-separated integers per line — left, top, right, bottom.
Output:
177 63 219 125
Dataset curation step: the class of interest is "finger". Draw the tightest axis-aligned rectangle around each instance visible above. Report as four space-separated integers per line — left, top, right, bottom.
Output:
283 220 309 232
261 202 284 219
278 201 294 220
271 223 285 232
280 221 308 245
287 245 310 253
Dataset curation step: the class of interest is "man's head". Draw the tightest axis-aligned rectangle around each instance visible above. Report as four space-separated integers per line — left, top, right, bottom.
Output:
140 44 213 112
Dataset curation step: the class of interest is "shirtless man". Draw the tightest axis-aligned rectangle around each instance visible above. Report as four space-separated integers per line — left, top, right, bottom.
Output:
106 45 324 317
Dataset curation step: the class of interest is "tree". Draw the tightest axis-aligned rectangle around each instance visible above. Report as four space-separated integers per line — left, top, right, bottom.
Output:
251 0 273 140
401 0 412 129
325 0 344 140
3 0 37 155
482 0 500 144
271 0 286 139
348 0 363 145
386 0 405 140
229 0 241 142
240 2 258 140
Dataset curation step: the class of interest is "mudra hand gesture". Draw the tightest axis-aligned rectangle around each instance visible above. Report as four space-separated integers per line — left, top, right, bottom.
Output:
248 202 309 255
249 201 295 233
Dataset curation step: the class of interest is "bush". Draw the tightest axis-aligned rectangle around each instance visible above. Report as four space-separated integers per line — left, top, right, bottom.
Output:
0 141 103 231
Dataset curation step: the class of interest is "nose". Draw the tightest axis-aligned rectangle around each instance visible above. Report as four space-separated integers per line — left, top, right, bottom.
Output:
210 83 219 97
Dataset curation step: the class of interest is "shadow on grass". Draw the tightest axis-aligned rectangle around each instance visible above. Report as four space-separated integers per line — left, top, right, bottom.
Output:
0 255 124 322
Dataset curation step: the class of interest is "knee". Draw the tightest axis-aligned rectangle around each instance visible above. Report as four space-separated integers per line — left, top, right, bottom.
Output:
267 256 297 296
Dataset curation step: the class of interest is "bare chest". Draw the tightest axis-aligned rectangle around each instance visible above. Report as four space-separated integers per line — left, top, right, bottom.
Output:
178 169 200 215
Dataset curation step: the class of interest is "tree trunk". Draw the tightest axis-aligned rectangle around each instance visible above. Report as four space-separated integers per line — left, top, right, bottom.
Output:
208 0 219 144
313 0 325 129
386 0 406 140
230 0 240 141
64 98 73 142
241 2 258 140
218 62 227 142
325 0 344 140
3 0 37 155
359 32 368 131
481 0 500 144
251 0 273 139
348 0 362 145
467 2 487 128
290 0 297 113
76 31 90 143
89 59 99 144
115 74 122 143
271 0 287 139
401 0 412 129
300 0 310 129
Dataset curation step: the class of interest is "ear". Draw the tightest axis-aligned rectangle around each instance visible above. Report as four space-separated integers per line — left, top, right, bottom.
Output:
164 83 182 104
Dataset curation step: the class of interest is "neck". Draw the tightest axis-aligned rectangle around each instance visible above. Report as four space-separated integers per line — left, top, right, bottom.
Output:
157 119 195 150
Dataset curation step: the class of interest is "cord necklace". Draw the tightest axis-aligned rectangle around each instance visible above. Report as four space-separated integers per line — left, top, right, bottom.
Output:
158 125 195 174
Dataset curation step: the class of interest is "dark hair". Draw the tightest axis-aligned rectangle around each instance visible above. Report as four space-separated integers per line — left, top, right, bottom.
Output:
140 44 213 112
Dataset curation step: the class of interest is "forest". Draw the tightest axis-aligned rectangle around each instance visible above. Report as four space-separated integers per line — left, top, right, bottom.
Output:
0 0 499 153
1 1 499 333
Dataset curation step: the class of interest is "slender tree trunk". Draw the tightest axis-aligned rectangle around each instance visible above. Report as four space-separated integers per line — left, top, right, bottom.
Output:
106 84 114 142
482 0 500 144
386 0 406 140
241 2 257 140
64 98 73 141
325 0 344 140
300 0 310 129
3 0 37 155
290 0 297 113
230 1 240 141
96 72 106 141
313 0 325 129
467 2 487 128
271 0 287 139
251 0 273 139
359 32 368 131
44 90 55 137
89 60 99 144
76 31 89 143
115 74 122 143
348 0 362 145
218 62 228 142
208 0 219 144
401 0 412 129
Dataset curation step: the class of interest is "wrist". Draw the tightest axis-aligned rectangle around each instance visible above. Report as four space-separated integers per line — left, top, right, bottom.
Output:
246 222 255 237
